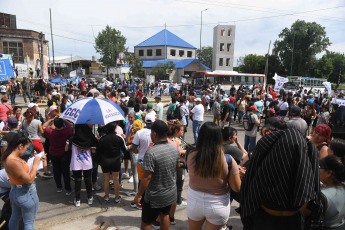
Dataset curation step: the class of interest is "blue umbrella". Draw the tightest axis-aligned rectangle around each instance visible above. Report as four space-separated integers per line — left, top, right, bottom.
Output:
60 97 125 125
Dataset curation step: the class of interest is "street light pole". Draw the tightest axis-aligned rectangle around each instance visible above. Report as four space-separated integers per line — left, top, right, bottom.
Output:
199 8 208 72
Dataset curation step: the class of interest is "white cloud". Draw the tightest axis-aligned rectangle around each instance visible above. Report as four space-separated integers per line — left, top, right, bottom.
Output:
1 0 344 63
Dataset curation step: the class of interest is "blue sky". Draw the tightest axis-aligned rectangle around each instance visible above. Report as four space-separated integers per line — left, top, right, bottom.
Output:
2 0 345 66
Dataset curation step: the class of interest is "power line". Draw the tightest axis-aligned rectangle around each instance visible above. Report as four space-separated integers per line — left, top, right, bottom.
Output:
174 0 345 22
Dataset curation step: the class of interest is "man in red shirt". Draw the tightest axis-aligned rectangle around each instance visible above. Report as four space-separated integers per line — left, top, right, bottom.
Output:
270 91 277 100
0 96 12 121
79 78 86 91
136 89 143 103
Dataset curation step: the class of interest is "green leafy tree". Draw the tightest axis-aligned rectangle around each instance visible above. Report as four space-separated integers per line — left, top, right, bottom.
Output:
237 54 283 84
126 54 144 78
196 46 212 69
94 25 127 76
238 54 266 74
315 51 345 84
151 61 176 80
274 20 331 76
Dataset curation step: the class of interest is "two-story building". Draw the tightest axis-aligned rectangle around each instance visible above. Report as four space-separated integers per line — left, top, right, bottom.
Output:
132 29 210 82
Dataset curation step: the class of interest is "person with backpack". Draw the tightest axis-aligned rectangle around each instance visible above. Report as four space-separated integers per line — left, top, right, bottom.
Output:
166 97 180 120
237 96 247 124
243 106 261 153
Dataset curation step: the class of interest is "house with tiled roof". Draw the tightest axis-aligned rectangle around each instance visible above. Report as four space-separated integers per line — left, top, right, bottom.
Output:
131 29 210 82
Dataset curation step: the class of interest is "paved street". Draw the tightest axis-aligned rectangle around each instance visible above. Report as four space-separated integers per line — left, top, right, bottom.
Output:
4 95 247 230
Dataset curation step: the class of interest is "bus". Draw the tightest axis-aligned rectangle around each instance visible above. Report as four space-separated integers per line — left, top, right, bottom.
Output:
190 71 265 94
284 76 327 92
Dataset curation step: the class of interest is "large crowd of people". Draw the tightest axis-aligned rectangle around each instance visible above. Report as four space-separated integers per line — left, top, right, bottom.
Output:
0 77 344 230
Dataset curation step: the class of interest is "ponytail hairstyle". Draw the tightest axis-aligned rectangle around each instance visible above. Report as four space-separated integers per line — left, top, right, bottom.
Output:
329 138 345 158
23 108 36 120
1 133 30 163
166 119 184 137
221 127 237 142
312 124 331 145
319 155 345 185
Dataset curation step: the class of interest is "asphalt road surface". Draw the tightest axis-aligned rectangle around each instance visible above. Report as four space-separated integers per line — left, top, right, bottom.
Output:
5 95 250 230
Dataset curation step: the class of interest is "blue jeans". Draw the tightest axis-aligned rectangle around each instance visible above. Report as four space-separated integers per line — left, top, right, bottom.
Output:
192 120 203 143
9 182 39 230
238 111 244 120
10 93 16 104
244 135 257 153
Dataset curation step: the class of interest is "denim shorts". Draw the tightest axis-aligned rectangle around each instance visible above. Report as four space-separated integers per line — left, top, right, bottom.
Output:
187 187 230 225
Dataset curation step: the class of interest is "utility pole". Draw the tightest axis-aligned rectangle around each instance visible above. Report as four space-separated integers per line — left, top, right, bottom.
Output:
199 8 208 72
50 8 55 72
164 23 167 64
71 54 73 74
264 40 271 90
39 32 44 78
290 34 295 77
47 41 51 75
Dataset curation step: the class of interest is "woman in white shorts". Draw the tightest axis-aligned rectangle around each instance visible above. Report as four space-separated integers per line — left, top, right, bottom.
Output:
186 122 241 229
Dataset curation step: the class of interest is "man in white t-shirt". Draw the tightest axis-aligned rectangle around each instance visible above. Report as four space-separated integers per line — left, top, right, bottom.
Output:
190 98 204 143
154 96 164 120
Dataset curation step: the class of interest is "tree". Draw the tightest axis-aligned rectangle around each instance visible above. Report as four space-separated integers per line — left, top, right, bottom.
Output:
196 46 212 69
314 51 345 83
238 54 266 74
274 20 331 76
126 54 144 78
151 61 176 80
237 54 283 84
94 25 127 76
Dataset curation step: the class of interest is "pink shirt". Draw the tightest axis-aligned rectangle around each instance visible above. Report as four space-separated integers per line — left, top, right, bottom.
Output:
0 103 12 121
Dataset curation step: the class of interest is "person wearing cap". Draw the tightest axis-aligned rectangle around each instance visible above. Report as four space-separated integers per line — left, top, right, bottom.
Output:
190 98 204 144
220 98 231 128
117 92 128 106
21 77 31 104
154 96 164 120
286 106 308 136
244 106 261 153
0 96 12 122
146 103 157 121
212 97 222 126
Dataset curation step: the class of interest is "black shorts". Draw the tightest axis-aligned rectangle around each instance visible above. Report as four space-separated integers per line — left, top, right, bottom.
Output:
123 151 131 160
100 157 121 173
280 110 288 116
39 90 45 96
141 201 172 224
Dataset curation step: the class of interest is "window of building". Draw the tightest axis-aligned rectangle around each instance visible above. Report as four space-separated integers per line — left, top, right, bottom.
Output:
219 58 223 66
156 49 162 56
187 51 193 57
227 43 231 52
147 49 153 56
170 49 176 56
138 50 144 56
226 58 230 66
221 29 225 36
228 29 232 36
220 43 224 51
3 41 24 63
179 50 185 57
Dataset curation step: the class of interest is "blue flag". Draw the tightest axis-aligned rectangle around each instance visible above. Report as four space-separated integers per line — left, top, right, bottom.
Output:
0 59 15 81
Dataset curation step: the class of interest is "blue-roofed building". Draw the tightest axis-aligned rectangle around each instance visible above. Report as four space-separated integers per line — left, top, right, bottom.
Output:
131 29 210 82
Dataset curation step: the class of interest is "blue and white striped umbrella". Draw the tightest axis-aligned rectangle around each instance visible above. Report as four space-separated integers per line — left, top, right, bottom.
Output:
60 97 125 125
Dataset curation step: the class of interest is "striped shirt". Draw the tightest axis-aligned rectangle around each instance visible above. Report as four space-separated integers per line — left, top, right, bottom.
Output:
143 141 180 208
240 129 323 227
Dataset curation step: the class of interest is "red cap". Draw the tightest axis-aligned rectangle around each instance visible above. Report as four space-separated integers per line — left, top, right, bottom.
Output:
249 106 259 112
